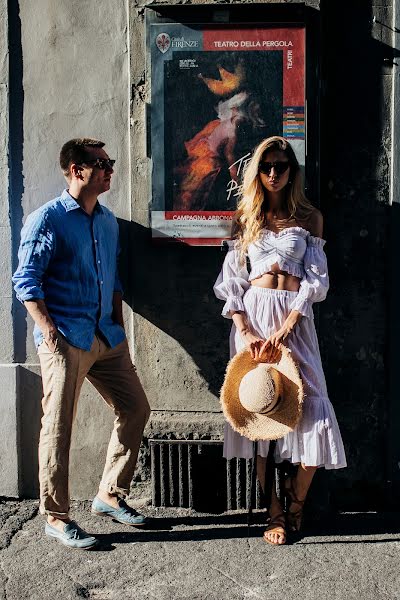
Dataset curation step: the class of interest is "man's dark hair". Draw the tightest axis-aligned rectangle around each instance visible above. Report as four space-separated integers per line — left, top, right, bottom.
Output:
59 138 105 177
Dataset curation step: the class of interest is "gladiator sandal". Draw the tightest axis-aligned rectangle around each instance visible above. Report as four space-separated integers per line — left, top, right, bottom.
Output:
284 477 306 533
263 512 286 546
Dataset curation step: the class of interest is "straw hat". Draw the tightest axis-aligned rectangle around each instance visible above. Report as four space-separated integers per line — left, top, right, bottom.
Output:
221 347 304 441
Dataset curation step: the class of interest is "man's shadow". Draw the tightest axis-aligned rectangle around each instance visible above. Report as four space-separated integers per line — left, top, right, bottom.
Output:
117 219 229 398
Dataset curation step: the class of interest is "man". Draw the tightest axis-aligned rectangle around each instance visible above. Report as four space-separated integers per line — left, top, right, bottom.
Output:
13 138 151 549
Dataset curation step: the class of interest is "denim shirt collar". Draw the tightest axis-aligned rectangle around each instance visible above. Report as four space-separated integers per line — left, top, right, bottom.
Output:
61 189 103 214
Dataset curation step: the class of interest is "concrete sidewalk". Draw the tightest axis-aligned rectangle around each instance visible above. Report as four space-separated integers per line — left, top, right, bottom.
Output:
1 499 400 600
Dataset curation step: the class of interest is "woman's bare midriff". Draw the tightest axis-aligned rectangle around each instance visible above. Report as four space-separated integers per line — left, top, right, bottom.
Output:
250 266 301 292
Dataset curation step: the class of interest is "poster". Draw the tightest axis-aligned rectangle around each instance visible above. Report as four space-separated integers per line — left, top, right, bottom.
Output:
149 24 305 245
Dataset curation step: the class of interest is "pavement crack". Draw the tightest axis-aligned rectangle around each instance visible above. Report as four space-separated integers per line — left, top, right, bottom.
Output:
0 562 10 600
210 566 264 599
0 560 9 600
0 502 39 551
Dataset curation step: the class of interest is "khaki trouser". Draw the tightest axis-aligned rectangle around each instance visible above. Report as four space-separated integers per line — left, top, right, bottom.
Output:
37 333 151 517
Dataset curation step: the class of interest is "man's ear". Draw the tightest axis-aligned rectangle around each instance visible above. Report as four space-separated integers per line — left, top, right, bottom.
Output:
70 162 83 180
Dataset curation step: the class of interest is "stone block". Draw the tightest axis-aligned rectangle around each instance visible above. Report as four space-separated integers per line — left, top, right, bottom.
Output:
0 365 19 497
18 365 42 497
145 410 225 441
134 316 223 412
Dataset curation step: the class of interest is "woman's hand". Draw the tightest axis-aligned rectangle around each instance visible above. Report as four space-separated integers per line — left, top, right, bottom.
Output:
258 324 292 364
239 329 267 360
232 312 266 360
259 310 302 362
264 310 302 352
258 339 283 363
265 322 293 349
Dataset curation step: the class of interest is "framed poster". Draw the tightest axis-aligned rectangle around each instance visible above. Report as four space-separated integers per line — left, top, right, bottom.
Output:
148 24 305 245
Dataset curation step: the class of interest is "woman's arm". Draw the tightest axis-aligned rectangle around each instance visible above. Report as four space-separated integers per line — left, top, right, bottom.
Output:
308 208 324 238
232 310 281 362
262 309 302 352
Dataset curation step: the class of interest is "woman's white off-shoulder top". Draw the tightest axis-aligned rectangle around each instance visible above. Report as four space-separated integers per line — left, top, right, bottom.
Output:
213 226 329 319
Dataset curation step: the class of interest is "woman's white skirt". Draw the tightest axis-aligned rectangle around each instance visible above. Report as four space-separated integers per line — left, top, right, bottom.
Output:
224 287 347 470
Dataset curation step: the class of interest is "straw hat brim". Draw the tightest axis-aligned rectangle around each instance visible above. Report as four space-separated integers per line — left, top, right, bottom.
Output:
220 346 304 441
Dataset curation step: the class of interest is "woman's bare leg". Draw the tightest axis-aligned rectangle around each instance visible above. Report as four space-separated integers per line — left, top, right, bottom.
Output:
286 464 318 530
257 456 285 545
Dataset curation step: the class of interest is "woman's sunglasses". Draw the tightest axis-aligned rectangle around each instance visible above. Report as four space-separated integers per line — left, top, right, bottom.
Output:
259 161 290 176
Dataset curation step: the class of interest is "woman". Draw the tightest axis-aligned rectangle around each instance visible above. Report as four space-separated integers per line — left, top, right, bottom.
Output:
214 136 346 545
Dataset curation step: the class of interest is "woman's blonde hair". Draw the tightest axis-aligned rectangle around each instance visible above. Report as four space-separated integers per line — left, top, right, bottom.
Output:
233 136 314 256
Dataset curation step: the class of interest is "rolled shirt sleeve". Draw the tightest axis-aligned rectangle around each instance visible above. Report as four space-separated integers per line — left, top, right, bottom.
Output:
289 235 329 318
213 241 250 318
12 210 55 303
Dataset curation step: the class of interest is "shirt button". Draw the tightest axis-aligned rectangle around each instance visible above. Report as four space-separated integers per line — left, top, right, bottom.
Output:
100 280 103 285
98 260 101 264
94 239 98 243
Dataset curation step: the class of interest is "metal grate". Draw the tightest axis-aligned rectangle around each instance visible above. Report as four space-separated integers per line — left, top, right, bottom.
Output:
149 439 282 512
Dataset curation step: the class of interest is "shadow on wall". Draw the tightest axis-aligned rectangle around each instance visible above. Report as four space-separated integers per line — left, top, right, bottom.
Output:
118 218 230 399
319 0 394 505
8 0 27 363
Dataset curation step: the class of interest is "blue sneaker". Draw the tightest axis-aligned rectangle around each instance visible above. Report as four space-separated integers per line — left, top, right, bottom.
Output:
91 496 148 526
45 521 98 549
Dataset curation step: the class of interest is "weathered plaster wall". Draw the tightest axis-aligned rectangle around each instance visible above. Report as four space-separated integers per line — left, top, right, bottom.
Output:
4 0 132 498
18 0 132 361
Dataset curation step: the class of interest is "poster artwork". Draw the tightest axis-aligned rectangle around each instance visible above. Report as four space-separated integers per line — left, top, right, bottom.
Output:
150 25 305 245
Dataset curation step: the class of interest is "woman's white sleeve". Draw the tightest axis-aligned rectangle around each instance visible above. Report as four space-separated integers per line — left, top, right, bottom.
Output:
289 236 329 318
213 242 250 319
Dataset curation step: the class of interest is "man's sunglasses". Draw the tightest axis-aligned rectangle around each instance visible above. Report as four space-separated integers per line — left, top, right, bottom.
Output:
83 158 116 170
259 161 290 176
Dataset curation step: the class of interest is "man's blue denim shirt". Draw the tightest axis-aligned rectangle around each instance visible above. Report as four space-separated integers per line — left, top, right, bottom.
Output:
12 190 126 351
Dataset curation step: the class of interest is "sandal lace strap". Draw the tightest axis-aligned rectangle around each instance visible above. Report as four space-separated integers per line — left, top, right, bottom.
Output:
286 477 305 506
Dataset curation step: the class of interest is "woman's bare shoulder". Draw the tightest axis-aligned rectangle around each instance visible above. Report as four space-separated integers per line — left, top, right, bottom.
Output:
302 208 323 238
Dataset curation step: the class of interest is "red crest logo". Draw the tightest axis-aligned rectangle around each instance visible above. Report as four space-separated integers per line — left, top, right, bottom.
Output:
156 33 171 54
